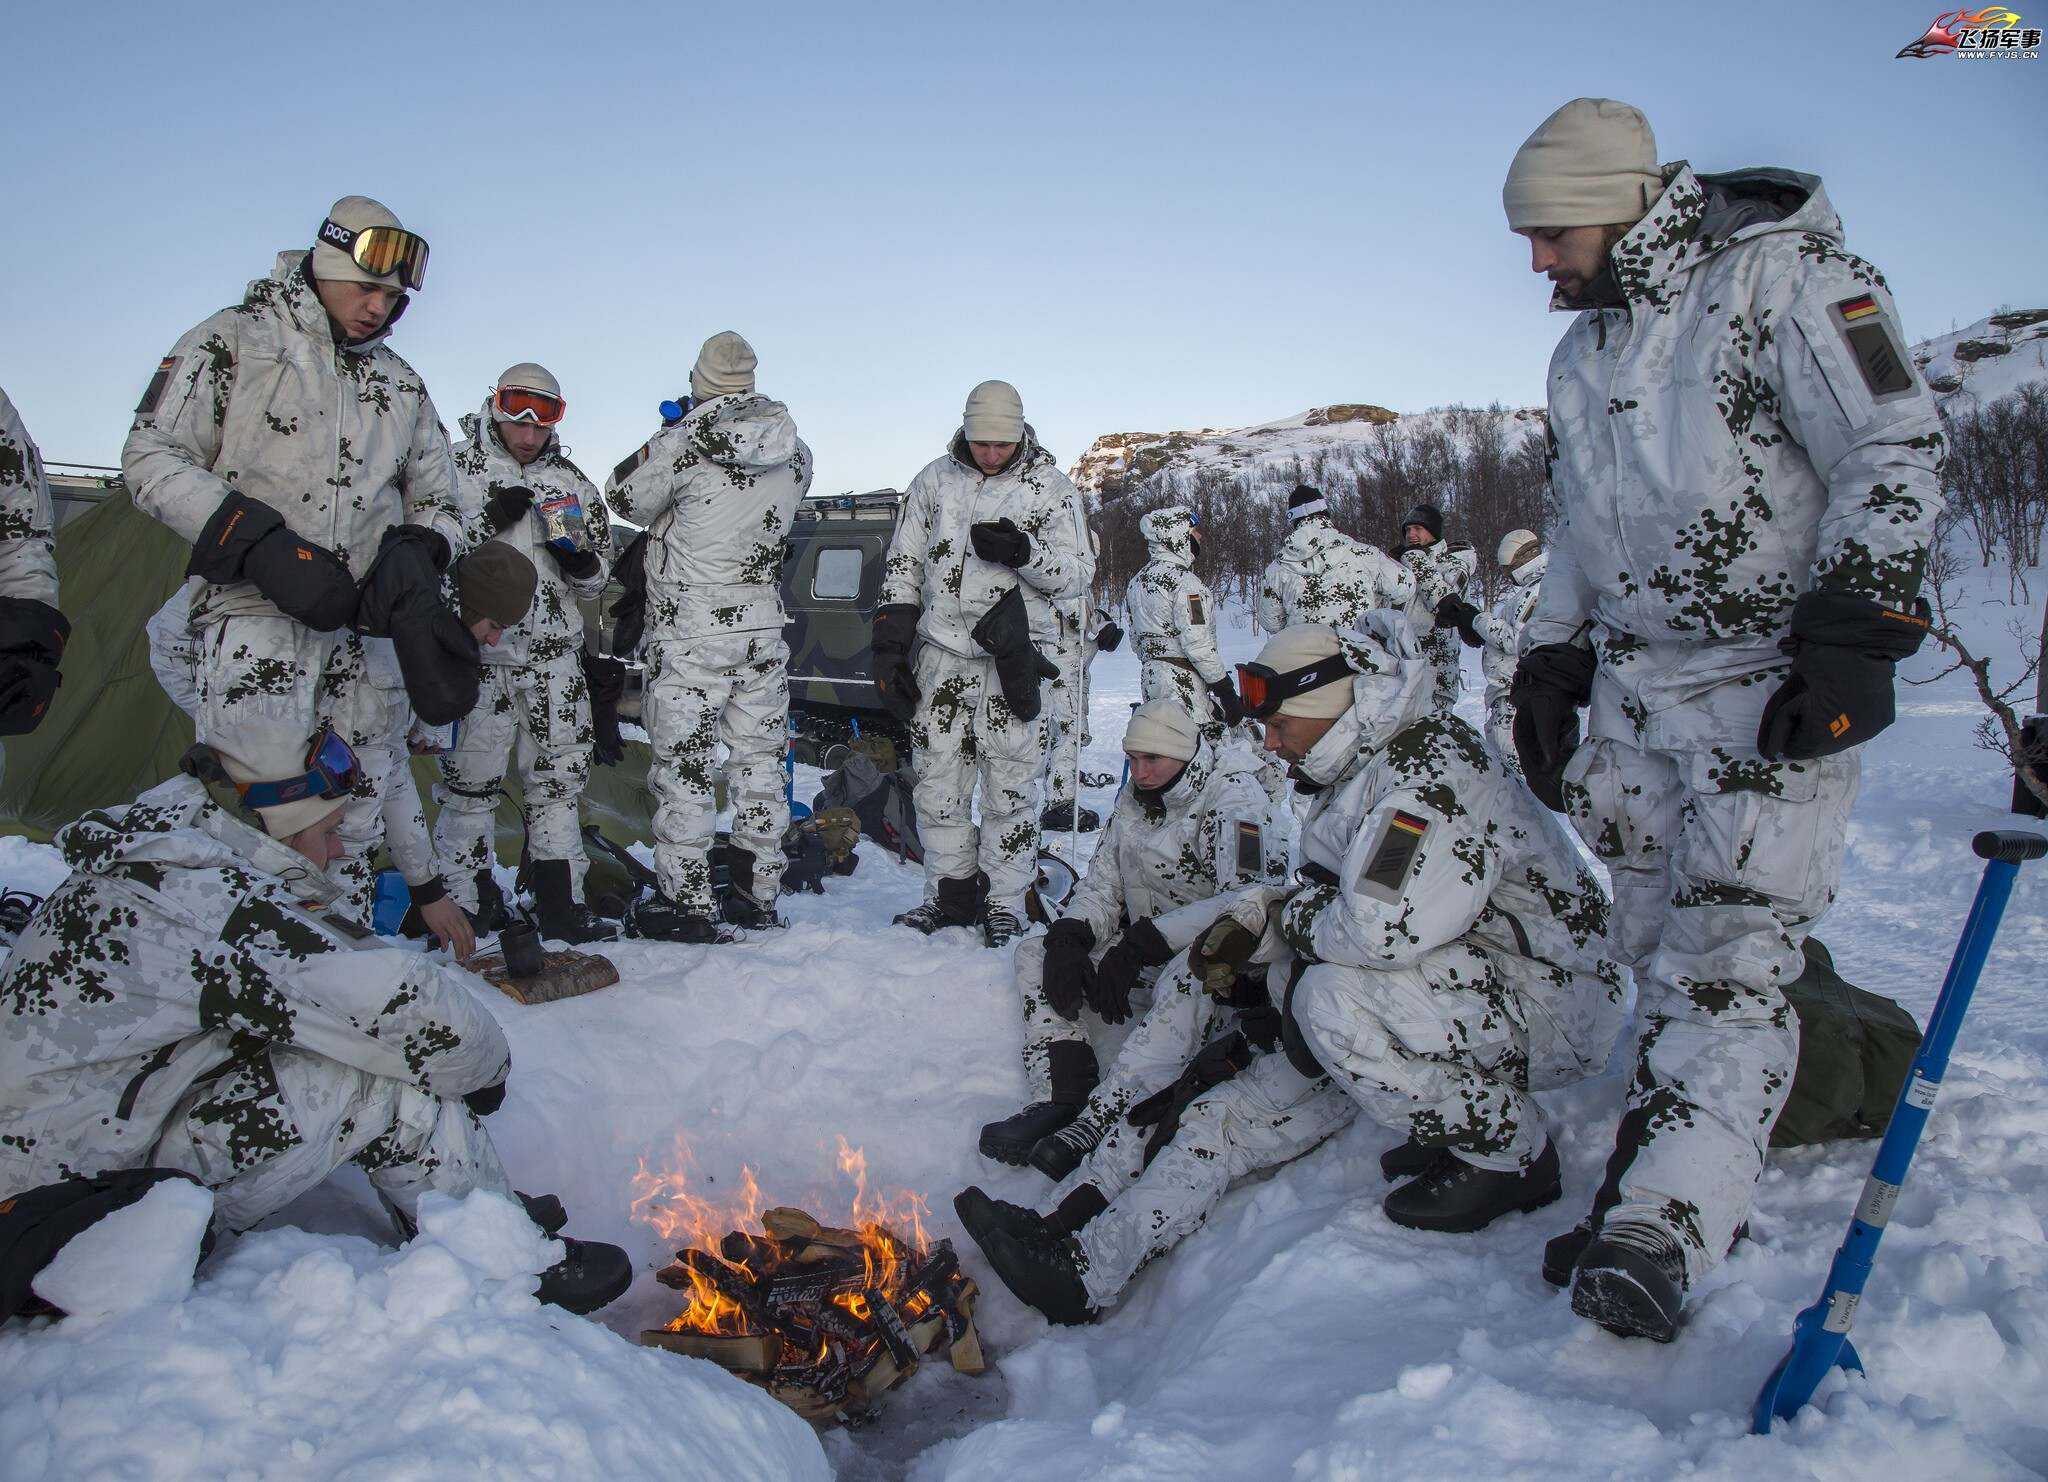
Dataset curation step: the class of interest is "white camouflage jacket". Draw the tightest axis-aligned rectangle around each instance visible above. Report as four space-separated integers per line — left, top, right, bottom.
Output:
1060 732 1290 949
1524 165 1944 752
0 777 509 1198
122 252 463 624
880 430 1092 658
1478 553 1548 710
1129 507 1227 685
604 392 812 643
1257 517 1413 634
452 408 611 670
1399 538 1478 637
1268 616 1624 1088
0 384 58 607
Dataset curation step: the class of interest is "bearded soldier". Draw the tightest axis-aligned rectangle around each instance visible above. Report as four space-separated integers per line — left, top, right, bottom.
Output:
1397 503 1480 710
872 381 1093 947
605 333 812 943
0 385 64 779
1502 98 1942 1340
122 195 479 929
0 730 630 1317
437 364 616 945
975 701 1288 1168
1256 484 1412 634
961 621 1625 1322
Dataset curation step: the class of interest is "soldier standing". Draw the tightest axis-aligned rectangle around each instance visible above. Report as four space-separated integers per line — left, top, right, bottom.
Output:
871 381 1093 947
1479 529 1547 769
605 333 812 943
1256 484 1412 634
436 364 616 944
1502 98 1942 1340
0 385 64 780
1396 503 1479 710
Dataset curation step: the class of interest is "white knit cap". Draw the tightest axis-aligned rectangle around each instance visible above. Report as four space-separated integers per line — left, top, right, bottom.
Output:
690 331 758 402
1497 528 1541 569
491 362 561 423
1253 624 1354 720
311 195 409 288
962 380 1025 443
1502 99 1663 230
1122 699 1201 761
214 731 349 840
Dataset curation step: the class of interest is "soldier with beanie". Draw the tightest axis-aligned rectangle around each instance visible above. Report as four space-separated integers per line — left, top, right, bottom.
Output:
1256 485 1412 635
975 699 1288 1169
959 621 1623 1324
605 332 812 943
1396 503 1479 710
122 196 475 934
1502 98 1943 1339
872 381 1094 947
437 364 616 945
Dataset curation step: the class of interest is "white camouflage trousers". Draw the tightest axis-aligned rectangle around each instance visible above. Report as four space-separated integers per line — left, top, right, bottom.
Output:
1043 637 1090 808
1015 935 1222 1104
644 632 789 913
1562 735 1858 1284
434 652 594 913
150 1047 511 1234
910 645 1047 913
1484 697 1521 781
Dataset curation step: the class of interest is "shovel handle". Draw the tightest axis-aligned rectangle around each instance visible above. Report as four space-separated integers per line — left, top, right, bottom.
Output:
1973 830 2048 863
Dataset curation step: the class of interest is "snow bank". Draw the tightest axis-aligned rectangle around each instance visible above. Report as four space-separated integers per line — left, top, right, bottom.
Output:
31 1178 214 1320
0 1190 831 1482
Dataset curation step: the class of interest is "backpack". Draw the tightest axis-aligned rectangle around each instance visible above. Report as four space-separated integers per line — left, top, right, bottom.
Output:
1773 938 1925 1149
813 750 923 864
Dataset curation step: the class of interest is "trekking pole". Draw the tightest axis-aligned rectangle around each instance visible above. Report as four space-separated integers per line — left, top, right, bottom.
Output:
1751 828 2045 1434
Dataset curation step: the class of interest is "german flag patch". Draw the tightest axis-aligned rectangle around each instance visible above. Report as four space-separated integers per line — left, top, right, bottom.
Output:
1188 593 1206 626
135 356 178 417
1234 819 1265 880
1357 808 1429 903
1831 294 1915 401
611 440 652 489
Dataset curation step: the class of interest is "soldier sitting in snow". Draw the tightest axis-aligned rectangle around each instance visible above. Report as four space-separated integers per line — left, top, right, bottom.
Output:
0 730 630 1319
974 700 1290 1170
959 621 1625 1324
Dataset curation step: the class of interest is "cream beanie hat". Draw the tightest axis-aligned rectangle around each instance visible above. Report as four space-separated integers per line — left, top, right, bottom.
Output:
312 195 410 288
1122 699 1201 761
690 332 758 402
214 731 349 840
962 380 1026 443
1502 98 1663 230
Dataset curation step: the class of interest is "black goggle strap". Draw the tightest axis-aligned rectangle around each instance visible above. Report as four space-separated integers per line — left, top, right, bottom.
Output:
1236 653 1356 719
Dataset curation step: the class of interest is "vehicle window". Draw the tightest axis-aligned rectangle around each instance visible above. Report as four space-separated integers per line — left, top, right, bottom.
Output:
812 546 863 600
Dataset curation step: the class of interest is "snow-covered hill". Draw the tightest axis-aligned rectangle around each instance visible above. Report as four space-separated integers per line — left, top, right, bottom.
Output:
1914 307 2048 410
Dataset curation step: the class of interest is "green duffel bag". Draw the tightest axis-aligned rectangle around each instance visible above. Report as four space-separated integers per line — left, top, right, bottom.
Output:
1772 938 1925 1149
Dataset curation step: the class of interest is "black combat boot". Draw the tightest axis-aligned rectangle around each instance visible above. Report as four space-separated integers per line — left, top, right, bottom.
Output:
953 1186 1052 1248
1028 1118 1103 1181
894 873 986 935
979 1042 1098 1164
719 850 787 931
1545 1217 1745 1290
1382 1139 1561 1233
1380 1138 1450 1182
530 860 622 945
517 1191 568 1235
536 1237 634 1315
628 890 735 944
1038 801 1101 832
978 1228 1096 1326
980 901 1026 949
1570 1222 1688 1343
473 870 511 934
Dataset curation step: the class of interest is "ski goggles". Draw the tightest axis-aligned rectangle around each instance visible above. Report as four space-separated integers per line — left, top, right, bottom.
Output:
492 385 567 426
237 726 362 811
1235 654 1355 720
315 218 430 291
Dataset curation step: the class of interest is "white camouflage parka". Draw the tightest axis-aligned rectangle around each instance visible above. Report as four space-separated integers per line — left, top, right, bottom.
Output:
1129 507 1228 715
603 392 813 642
1478 551 1548 759
122 252 464 623
1522 165 1945 752
0 777 510 1199
1257 516 1413 634
0 384 58 607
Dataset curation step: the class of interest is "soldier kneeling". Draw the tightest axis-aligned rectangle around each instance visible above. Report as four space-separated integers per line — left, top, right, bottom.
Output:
960 620 1626 1322
0 732 629 1320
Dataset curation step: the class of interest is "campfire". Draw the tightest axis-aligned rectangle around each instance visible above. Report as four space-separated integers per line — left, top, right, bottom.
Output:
632 1137 983 1426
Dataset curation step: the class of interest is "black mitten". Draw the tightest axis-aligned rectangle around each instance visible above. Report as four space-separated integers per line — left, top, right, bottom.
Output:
871 603 923 723
1041 917 1098 1021
1759 590 1930 761
187 492 357 632
1509 641 1596 811
969 518 1031 568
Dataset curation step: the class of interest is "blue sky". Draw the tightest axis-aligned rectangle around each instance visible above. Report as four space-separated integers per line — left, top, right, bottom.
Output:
5 1 2044 496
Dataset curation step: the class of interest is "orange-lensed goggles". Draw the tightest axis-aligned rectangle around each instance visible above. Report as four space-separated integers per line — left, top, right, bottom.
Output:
316 218 430 291
492 386 567 426
1236 655 1355 720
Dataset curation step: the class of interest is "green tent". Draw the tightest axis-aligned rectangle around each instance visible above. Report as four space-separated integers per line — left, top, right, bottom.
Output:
1 486 668 864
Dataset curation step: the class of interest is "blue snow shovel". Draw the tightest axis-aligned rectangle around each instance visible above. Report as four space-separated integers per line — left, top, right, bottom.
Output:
786 716 811 822
1751 827 2046 1433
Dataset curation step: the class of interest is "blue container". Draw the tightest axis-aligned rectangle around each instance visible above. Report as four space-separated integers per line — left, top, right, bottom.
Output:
371 869 411 936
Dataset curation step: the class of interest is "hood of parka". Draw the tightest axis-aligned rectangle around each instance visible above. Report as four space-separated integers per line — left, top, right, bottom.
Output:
254 251 409 354
1291 611 1438 789
680 391 801 473
1139 506 1198 570
1554 163 1838 314
946 424 1054 481
55 775 345 908
1278 514 1348 564
1128 728 1216 823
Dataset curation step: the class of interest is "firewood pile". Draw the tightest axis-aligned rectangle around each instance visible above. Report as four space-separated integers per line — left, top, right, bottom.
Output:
639 1205 983 1426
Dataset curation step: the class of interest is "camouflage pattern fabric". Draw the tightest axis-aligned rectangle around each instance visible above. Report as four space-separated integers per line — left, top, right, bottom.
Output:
907 645 1045 913
1529 163 1942 1284
1015 731 1289 1099
1041 626 1093 810
146 581 205 721
0 383 58 608
1400 540 1477 709
0 777 511 1232
1477 552 1547 773
644 633 790 912
1256 515 1412 635
331 643 439 920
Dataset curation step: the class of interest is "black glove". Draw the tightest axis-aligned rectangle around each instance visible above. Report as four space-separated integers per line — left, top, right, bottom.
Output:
1094 620 1123 654
485 486 536 534
356 526 481 727
0 597 69 737
1126 1030 1255 1164
1509 641 1596 811
1207 676 1245 726
871 602 923 724
548 543 602 582
1088 917 1173 1025
583 651 627 766
970 586 1058 722
463 1076 507 1118
1041 917 1098 1021
1434 594 1483 648
1758 590 1930 761
608 530 650 656
187 492 358 632
969 518 1031 568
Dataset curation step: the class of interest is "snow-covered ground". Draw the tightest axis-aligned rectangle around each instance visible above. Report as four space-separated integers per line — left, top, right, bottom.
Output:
4 576 2048 1480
